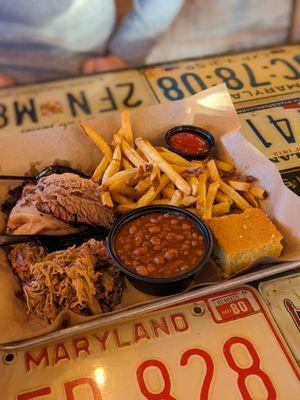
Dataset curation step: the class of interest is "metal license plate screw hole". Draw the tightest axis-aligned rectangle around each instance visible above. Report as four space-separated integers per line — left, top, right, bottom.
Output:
192 303 205 316
3 353 16 365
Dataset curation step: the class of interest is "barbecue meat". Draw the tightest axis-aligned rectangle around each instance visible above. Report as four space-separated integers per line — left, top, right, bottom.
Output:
34 173 115 228
10 239 123 323
9 243 47 281
7 173 115 234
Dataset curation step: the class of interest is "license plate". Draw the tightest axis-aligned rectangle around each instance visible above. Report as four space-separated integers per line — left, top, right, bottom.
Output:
142 45 300 104
240 107 300 172
1 286 299 399
259 273 300 364
0 70 156 137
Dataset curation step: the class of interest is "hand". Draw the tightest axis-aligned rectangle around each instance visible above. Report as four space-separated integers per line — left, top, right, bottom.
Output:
0 74 15 88
82 53 130 74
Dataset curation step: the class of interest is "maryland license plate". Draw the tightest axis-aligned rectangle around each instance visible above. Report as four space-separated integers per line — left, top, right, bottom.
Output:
1 286 299 399
142 45 300 105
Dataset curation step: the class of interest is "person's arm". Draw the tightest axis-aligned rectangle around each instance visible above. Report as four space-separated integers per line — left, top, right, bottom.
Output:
0 74 15 88
108 0 184 65
82 0 184 73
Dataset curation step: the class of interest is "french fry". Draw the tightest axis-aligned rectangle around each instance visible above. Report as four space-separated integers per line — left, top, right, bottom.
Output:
220 182 252 210
230 174 256 183
228 180 251 191
92 157 109 182
112 129 122 146
215 159 234 172
203 182 220 220
243 191 259 207
121 109 134 146
111 192 131 205
181 195 197 207
108 168 139 187
80 123 113 161
162 182 175 198
196 170 208 214
134 176 152 194
250 187 267 199
171 165 201 176
137 174 169 206
186 208 201 216
137 148 148 162
110 182 137 198
127 166 145 186
188 176 199 196
190 160 205 168
215 191 233 205
121 138 147 167
157 147 191 167
151 199 170 205
101 191 114 208
136 137 191 195
182 167 202 178
121 157 133 170
102 145 122 184
150 165 161 189
212 202 230 216
207 159 221 182
169 190 183 206
117 203 137 213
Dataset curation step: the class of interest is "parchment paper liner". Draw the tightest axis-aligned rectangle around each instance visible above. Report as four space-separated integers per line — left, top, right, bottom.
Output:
0 83 299 343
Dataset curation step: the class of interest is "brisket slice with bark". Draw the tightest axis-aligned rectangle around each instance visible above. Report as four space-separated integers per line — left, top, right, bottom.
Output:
7 173 115 234
35 173 115 228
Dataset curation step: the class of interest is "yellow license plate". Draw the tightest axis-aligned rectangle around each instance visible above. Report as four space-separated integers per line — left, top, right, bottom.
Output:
143 45 300 104
0 70 156 137
1 287 299 399
240 107 300 171
259 273 300 365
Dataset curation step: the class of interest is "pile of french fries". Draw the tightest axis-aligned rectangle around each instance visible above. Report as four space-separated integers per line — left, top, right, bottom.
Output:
80 110 267 220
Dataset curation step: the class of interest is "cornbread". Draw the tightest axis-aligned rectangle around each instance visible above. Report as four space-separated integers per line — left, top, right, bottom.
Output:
208 208 283 276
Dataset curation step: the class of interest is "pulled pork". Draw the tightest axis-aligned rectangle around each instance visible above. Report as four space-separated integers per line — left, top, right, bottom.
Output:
10 239 123 324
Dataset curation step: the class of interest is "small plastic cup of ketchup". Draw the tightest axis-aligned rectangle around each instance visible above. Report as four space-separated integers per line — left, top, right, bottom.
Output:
165 125 215 160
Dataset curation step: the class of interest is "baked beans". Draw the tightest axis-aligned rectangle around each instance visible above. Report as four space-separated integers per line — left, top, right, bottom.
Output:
115 213 205 278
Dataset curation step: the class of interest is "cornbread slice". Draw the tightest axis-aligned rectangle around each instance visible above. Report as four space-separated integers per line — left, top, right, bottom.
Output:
208 208 283 276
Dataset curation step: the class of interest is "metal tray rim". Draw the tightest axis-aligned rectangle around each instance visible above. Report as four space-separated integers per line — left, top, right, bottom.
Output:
1 260 299 352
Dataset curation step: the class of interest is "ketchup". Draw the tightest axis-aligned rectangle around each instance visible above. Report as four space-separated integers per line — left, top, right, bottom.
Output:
169 132 210 155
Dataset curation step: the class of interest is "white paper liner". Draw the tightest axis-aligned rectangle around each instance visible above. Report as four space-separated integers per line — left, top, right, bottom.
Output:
0 83 299 344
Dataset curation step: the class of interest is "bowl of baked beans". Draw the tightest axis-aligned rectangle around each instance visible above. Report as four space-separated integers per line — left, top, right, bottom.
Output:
107 205 212 296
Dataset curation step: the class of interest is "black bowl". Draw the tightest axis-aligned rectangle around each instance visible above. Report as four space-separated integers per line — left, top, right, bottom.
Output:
107 205 213 296
165 125 215 160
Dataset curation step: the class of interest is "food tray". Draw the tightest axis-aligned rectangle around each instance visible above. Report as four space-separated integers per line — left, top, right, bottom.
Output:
0 84 299 349
1 260 299 351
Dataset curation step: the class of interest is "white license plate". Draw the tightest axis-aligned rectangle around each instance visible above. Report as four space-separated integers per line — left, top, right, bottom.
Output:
259 272 300 364
1 286 299 399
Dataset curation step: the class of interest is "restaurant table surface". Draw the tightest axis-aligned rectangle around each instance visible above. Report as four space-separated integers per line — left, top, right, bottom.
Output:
0 43 299 399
